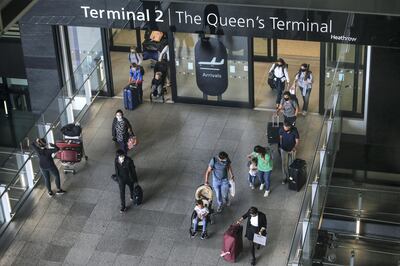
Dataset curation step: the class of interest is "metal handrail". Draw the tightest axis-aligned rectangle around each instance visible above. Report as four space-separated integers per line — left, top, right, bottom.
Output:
0 60 103 200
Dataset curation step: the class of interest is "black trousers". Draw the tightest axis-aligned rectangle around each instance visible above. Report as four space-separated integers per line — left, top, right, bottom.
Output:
40 166 61 192
250 240 256 262
119 180 134 208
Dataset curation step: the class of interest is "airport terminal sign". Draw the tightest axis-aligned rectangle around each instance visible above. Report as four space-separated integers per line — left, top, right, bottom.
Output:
25 0 400 47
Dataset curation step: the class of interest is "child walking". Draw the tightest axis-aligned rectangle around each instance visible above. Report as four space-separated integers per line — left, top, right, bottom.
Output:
248 157 258 190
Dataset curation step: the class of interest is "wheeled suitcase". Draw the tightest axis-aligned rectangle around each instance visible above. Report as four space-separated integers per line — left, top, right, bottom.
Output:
267 115 283 144
57 150 81 163
221 224 243 263
55 140 83 163
123 84 140 110
288 159 307 191
133 185 143 205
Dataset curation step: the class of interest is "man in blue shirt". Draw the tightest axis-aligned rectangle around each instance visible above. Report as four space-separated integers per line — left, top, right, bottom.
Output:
279 122 300 184
129 63 143 103
204 151 235 213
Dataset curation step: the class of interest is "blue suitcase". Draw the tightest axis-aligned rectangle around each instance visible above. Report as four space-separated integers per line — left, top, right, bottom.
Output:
123 85 140 110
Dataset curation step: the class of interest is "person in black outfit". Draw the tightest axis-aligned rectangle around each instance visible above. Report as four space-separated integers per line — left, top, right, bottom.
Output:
236 207 267 265
115 149 138 213
112 110 134 155
31 138 66 197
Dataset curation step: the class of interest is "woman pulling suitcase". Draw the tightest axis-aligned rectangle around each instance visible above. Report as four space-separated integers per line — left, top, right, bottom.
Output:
236 207 267 266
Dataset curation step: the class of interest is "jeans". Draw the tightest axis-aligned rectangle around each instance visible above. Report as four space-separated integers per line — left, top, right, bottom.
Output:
212 178 230 207
257 170 272 191
299 86 311 112
119 180 134 209
151 84 163 96
193 216 207 233
118 141 128 154
40 166 61 192
280 149 296 181
248 174 257 185
274 79 286 104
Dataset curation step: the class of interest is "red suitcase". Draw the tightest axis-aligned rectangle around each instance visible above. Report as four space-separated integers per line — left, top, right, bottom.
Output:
56 140 82 151
56 150 81 163
55 140 83 163
221 224 243 263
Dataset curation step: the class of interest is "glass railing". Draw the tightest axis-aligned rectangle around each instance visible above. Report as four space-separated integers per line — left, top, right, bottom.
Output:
324 185 400 226
0 54 106 234
286 43 351 265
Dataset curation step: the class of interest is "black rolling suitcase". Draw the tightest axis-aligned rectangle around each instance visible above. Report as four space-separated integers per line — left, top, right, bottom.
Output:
133 185 143 205
267 115 283 144
288 159 307 191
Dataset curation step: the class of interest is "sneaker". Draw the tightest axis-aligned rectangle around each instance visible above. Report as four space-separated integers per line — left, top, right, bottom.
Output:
302 111 307 116
250 184 255 190
259 183 265 190
217 205 223 213
120 207 127 213
201 232 208 240
264 190 270 197
48 191 54 197
282 179 287 185
190 231 197 239
56 189 66 195
130 197 134 201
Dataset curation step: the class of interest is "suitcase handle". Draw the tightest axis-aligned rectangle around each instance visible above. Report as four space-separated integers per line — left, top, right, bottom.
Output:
272 114 280 127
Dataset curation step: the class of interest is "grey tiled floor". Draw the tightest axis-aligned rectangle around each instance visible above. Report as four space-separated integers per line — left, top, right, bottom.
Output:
0 98 322 266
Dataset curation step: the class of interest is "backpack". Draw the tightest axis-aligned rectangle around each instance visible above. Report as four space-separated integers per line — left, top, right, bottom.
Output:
211 157 230 180
289 94 298 109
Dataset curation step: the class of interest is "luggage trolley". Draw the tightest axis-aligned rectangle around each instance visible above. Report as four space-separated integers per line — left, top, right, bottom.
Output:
55 123 88 174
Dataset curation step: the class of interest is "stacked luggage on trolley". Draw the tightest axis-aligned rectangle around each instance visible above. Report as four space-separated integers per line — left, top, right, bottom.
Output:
55 123 88 174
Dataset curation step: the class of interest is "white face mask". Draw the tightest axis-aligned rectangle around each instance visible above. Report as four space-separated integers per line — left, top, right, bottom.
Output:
118 156 125 163
116 115 122 121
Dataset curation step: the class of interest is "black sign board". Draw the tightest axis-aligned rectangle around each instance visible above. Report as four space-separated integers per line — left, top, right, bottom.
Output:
195 37 228 96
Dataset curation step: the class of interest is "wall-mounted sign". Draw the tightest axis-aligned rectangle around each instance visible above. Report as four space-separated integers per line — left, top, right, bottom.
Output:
195 38 228 96
21 0 400 47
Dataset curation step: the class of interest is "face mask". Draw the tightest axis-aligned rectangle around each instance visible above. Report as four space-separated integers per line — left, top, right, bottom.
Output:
131 50 135 53
284 97 290 101
301 68 306 72
116 115 122 121
118 156 125 163
220 159 227 162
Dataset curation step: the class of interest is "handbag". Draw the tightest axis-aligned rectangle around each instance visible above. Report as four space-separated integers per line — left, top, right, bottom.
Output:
111 174 118 182
229 179 236 197
127 136 138 150
253 233 267 246
267 72 275 89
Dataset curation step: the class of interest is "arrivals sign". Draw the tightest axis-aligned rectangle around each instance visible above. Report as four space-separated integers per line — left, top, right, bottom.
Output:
194 38 228 96
31 0 400 47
